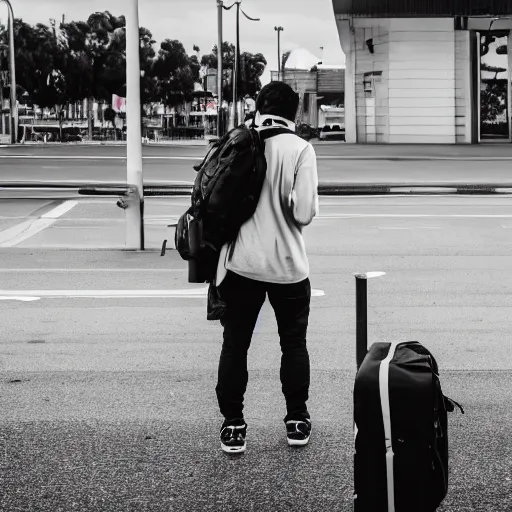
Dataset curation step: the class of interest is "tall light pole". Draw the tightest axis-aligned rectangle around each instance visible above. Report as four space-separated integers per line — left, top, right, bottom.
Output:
1 0 17 144
216 0 223 138
125 0 144 250
223 1 259 128
274 26 283 81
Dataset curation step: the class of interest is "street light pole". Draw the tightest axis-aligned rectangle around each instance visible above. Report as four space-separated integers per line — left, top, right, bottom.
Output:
216 0 223 138
274 26 283 81
2 0 17 144
125 0 144 250
233 1 240 127
223 1 259 129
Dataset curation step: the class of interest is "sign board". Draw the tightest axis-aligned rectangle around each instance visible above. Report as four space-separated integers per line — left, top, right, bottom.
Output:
112 94 126 113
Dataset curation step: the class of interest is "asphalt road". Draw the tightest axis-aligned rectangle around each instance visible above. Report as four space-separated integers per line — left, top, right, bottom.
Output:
2 144 512 186
1 195 512 511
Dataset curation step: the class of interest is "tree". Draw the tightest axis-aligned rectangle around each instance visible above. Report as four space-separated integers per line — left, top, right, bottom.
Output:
12 20 68 109
201 41 236 70
480 31 508 56
201 42 266 100
281 50 291 70
60 11 126 138
481 81 507 124
239 52 266 97
481 63 506 80
153 39 197 108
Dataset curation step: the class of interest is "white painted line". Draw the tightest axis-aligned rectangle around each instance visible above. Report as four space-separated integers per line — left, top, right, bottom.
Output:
0 180 194 185
0 288 209 298
0 269 187 273
373 226 440 230
0 220 36 243
315 155 512 161
0 155 201 161
0 200 78 247
41 200 78 219
0 296 40 302
0 288 326 299
318 214 512 219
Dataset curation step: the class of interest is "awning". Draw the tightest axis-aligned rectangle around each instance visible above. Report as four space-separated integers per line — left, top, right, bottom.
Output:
333 0 512 17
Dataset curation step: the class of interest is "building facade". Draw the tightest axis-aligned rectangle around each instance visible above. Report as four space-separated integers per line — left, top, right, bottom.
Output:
270 66 345 128
333 0 512 143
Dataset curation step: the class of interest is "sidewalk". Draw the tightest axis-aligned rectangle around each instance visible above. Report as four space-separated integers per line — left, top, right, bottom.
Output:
2 368 507 511
1 249 511 510
311 142 512 159
2 139 210 148
5 140 512 158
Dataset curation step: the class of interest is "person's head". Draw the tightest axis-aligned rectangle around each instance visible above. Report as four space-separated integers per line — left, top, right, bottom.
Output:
255 81 299 122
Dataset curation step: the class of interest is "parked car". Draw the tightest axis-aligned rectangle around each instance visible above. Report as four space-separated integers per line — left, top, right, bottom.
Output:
319 123 345 141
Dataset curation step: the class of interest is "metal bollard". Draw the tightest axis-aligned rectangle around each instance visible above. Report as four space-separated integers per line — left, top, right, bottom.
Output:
354 272 386 370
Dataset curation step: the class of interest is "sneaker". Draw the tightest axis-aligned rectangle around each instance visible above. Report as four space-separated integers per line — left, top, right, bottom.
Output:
220 419 247 454
286 419 312 446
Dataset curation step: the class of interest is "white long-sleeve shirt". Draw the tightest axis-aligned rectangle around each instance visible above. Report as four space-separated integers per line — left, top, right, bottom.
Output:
216 115 319 285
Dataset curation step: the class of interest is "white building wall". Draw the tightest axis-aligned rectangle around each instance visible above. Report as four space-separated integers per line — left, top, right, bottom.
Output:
455 31 472 143
387 18 456 144
354 24 390 143
344 17 467 144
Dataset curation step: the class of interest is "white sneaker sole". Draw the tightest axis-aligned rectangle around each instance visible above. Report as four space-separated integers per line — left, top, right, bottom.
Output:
287 435 310 446
221 442 246 454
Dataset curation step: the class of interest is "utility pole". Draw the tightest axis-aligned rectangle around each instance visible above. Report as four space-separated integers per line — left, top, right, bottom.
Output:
223 1 259 129
217 0 223 138
2 0 18 144
275 26 283 81
125 0 144 250
233 1 240 127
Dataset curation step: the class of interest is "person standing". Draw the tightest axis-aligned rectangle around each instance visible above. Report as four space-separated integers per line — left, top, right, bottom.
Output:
214 82 319 454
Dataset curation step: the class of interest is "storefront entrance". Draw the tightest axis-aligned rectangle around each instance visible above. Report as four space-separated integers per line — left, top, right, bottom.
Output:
478 30 511 142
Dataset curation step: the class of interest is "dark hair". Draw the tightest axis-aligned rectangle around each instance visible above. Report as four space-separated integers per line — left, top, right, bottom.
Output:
255 81 299 122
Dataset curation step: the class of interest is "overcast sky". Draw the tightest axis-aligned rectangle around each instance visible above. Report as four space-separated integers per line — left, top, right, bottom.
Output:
2 0 346 85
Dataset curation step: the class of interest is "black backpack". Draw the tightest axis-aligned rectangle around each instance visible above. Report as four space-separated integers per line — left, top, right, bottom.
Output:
175 122 295 283
354 341 464 512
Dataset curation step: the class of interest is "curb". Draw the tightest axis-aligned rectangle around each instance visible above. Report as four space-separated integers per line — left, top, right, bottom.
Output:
0 141 209 148
317 184 512 195
2 182 512 198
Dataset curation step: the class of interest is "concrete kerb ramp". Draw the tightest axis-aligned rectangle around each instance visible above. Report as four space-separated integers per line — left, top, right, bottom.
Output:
2 182 512 199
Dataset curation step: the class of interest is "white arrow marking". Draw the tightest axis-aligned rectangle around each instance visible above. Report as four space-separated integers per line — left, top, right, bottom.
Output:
0 200 78 247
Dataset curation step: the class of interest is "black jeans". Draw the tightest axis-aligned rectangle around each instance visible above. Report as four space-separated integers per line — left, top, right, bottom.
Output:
215 271 311 423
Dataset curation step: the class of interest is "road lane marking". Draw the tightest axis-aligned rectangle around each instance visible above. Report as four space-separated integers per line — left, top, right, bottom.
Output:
373 226 441 230
41 201 77 219
0 269 187 272
0 200 78 247
0 180 194 185
0 288 325 299
318 214 512 219
0 296 40 301
0 155 201 160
